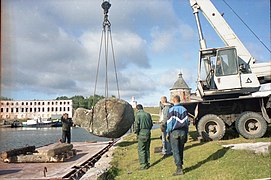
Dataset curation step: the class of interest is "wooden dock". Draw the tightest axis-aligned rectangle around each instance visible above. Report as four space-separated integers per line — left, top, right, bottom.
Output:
0 141 112 179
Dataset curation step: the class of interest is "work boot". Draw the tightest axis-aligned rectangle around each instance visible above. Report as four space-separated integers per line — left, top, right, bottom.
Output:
173 166 184 176
139 164 150 170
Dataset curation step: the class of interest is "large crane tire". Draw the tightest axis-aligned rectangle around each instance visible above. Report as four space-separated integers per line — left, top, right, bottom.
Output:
235 111 267 139
197 114 225 141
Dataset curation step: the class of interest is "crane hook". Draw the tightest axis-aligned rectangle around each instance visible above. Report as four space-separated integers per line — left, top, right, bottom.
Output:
101 1 111 15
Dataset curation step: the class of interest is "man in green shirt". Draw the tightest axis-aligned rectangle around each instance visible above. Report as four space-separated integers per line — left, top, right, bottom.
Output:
61 113 73 143
135 104 153 170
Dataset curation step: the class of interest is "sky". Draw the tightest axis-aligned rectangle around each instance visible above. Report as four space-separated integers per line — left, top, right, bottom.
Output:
1 0 270 106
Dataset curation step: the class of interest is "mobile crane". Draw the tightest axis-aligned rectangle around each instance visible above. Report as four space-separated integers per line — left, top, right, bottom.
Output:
183 0 271 140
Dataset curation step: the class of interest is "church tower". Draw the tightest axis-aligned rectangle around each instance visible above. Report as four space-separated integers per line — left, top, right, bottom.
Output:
170 73 191 103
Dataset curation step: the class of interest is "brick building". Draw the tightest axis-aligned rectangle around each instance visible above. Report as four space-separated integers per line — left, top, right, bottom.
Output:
170 73 191 103
0 100 72 120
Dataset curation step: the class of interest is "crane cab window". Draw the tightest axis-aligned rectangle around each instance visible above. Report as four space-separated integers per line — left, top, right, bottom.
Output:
215 49 238 76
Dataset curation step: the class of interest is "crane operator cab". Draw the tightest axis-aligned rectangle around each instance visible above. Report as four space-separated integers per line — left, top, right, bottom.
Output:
197 47 260 99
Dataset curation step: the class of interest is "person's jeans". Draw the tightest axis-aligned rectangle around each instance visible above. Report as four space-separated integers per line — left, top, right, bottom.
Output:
62 130 71 143
161 130 172 155
170 130 187 166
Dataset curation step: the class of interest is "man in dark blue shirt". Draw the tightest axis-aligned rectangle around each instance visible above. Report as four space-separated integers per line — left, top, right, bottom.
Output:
167 95 189 176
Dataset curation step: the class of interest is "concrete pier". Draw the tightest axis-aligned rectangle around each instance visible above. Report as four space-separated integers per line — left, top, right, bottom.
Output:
0 141 112 179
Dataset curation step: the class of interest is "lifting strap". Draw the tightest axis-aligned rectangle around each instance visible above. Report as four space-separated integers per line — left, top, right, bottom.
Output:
90 0 120 131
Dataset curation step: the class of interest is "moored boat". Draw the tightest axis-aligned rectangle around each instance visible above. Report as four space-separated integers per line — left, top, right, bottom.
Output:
22 117 61 128
11 120 22 128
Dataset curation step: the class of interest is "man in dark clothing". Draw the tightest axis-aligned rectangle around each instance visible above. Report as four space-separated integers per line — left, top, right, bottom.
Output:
167 95 189 176
61 113 73 143
135 104 153 170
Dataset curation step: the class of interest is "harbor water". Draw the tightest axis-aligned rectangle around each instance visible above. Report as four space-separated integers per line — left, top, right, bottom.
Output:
0 127 109 152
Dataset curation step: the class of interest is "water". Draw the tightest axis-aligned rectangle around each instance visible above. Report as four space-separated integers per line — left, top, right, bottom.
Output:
0 124 160 152
0 127 109 152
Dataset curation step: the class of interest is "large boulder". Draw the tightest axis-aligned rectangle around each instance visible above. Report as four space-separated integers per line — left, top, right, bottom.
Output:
73 108 93 128
45 143 73 157
73 98 135 138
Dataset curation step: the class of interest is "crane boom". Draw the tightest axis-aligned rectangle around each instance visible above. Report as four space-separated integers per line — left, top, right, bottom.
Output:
190 0 255 64
190 0 271 84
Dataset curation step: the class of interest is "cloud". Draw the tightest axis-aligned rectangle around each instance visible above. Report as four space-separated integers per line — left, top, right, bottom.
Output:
80 31 150 70
1 0 197 105
150 27 176 52
159 68 196 89
108 0 180 31
1 0 154 100
150 24 195 53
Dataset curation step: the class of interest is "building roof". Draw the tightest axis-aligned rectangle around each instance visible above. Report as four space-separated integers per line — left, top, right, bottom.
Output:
170 73 191 90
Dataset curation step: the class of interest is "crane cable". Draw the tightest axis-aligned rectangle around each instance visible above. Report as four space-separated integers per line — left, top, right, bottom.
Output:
90 0 120 131
222 0 271 53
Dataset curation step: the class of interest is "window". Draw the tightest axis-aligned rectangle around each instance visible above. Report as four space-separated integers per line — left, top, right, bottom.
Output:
11 108 14 113
64 102 66 105
38 107 41 112
26 108 28 112
1 108 3 112
38 102 40 105
16 108 19 113
55 107 58 111
47 107 50 112
21 108 24 112
42 107 44 112
67 102 70 105
34 108 37 112
22 102 24 105
51 107 54 111
56 102 58 105
42 102 45 105
30 102 32 105
48 102 50 105
34 102 37 105
26 102 28 105
16 102 19 105
11 103 14 105
6 108 9 112
216 49 238 76
60 107 62 111
67 107 70 111
30 108 32 112
6 102 9 106
63 107 66 111
52 102 54 105
60 102 62 105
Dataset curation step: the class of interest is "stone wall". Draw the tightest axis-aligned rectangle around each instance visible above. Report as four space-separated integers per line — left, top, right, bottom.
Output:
170 89 191 103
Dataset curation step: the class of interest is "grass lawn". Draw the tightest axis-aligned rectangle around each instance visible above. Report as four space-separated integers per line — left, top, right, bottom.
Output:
103 125 271 180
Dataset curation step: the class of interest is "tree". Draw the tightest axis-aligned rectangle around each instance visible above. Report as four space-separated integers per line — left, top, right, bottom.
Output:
56 96 69 100
0 96 13 100
55 94 105 110
70 95 84 109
